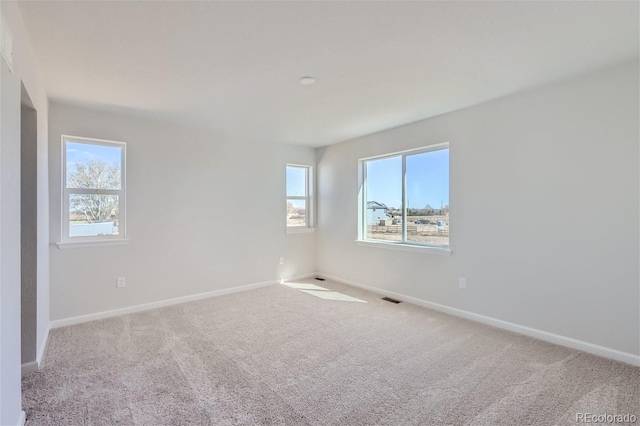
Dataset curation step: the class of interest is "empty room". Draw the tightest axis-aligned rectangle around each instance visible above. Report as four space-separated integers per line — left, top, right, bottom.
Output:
0 1 638 425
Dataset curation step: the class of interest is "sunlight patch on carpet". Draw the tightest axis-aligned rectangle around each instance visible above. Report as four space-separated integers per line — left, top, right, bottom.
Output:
282 282 329 291
300 290 367 303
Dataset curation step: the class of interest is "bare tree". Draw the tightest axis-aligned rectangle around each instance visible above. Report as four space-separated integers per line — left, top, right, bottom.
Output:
68 159 120 222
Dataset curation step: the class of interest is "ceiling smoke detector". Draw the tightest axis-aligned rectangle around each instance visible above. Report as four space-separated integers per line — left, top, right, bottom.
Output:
299 76 315 85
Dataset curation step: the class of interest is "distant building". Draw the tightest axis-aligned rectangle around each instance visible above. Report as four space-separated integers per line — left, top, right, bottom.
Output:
367 201 390 224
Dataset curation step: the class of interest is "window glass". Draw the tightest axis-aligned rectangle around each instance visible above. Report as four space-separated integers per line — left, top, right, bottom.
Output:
286 199 306 227
66 142 122 189
68 194 120 237
286 166 306 197
365 155 402 241
406 149 449 246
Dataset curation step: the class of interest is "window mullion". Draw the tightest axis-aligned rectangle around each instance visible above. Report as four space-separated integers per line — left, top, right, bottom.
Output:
67 188 122 196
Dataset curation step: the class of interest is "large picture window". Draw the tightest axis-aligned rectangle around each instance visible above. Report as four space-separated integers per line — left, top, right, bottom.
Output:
62 136 126 244
360 143 449 248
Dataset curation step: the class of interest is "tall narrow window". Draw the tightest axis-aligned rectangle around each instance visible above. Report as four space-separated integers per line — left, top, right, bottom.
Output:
62 136 126 243
286 164 311 230
361 143 449 248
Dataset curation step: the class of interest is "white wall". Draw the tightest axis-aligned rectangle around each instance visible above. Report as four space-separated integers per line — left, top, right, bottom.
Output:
316 61 639 358
0 1 49 424
49 103 317 322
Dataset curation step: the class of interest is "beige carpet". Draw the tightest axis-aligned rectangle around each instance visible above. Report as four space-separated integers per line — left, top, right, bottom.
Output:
22 279 639 425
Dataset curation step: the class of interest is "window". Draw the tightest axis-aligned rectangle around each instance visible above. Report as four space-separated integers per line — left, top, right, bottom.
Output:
61 136 126 244
360 143 449 249
286 164 312 230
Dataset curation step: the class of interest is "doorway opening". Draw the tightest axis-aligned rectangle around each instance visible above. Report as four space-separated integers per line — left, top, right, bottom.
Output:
21 83 38 372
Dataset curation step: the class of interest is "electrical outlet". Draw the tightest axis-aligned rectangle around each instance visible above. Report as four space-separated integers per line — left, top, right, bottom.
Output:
279 256 284 265
459 277 467 289
117 277 126 288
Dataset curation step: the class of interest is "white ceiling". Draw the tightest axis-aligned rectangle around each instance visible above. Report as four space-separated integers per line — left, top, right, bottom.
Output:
19 1 639 147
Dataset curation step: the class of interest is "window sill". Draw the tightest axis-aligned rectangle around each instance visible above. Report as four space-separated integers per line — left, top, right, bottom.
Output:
355 240 452 256
56 239 131 249
286 227 315 234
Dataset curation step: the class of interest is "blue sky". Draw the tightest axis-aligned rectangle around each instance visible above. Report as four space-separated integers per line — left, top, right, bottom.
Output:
286 166 308 210
66 142 121 169
366 148 449 210
286 166 306 197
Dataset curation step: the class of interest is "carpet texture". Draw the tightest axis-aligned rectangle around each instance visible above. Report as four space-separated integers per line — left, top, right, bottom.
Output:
22 279 639 425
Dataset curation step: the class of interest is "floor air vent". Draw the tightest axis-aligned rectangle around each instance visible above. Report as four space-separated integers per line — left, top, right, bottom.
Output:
315 277 326 281
382 297 401 304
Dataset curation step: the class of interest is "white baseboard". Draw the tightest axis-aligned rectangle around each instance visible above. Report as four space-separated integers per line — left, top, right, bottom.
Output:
17 410 26 426
320 273 640 367
20 326 50 378
37 323 51 365
50 276 307 329
21 360 38 375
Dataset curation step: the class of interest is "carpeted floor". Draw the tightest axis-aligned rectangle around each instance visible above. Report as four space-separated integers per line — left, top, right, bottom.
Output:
22 279 639 425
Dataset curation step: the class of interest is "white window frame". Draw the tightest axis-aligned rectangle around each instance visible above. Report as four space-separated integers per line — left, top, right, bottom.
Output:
286 164 314 233
357 142 451 255
58 135 128 248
